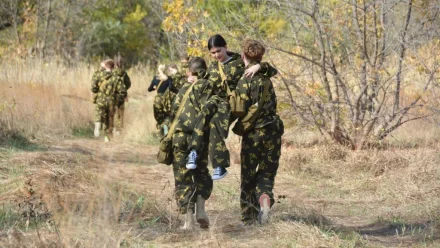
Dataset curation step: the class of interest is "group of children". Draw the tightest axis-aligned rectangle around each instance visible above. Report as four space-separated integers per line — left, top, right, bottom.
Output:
152 34 284 230
91 57 131 142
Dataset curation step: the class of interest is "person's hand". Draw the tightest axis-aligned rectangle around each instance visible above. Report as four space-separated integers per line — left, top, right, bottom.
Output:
244 64 261 78
188 75 198 83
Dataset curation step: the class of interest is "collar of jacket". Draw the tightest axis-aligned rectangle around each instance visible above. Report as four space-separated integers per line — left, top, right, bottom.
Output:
197 69 209 79
225 52 241 63
103 71 113 80
244 61 259 70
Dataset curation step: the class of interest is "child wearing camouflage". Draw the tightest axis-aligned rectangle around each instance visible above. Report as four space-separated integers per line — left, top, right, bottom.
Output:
151 65 173 138
91 60 106 137
113 56 132 135
186 34 278 181
91 60 127 142
234 40 284 225
170 57 215 230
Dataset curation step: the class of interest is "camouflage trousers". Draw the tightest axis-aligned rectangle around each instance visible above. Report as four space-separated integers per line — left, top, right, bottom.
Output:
188 97 232 169
172 132 212 214
240 121 283 222
153 94 168 126
114 101 126 131
154 94 171 139
95 102 116 136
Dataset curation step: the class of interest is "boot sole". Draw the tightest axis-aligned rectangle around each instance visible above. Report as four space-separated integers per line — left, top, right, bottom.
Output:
258 205 270 224
197 218 209 229
258 195 270 225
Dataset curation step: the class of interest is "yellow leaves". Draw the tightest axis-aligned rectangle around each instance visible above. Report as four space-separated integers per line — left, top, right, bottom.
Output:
123 5 147 23
163 0 207 51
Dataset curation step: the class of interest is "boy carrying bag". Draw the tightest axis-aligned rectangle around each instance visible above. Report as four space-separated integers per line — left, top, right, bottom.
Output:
157 83 195 165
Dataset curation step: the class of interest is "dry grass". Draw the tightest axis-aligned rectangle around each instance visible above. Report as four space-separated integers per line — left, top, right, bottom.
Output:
0 59 156 143
1 60 440 247
3 136 440 247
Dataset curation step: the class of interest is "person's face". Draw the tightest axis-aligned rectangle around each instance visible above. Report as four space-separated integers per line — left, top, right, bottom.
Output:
168 67 178 76
210 46 228 62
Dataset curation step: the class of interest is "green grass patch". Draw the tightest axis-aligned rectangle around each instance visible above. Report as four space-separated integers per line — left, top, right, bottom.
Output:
72 123 95 138
0 132 46 152
128 135 160 146
0 206 23 231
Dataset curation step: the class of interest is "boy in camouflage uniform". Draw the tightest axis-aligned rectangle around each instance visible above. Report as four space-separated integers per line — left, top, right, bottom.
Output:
91 60 127 142
171 57 214 230
113 56 132 135
234 40 284 225
91 60 106 137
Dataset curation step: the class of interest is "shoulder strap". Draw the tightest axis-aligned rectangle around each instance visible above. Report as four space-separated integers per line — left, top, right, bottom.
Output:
99 78 109 91
249 79 270 125
156 80 165 91
166 83 196 139
217 62 232 95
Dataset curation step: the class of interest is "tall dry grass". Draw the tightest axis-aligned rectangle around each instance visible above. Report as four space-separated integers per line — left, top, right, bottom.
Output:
0 59 157 143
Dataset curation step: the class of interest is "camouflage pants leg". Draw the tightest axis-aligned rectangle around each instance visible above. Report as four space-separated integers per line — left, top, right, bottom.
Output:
189 96 221 152
114 102 125 131
105 104 116 136
154 94 169 139
208 99 231 168
153 94 166 125
94 104 104 123
96 102 116 136
240 126 283 222
172 132 212 214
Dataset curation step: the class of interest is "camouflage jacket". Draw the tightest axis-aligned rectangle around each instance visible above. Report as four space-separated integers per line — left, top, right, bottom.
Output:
172 70 213 133
92 71 127 106
91 68 106 92
207 52 278 98
114 68 131 90
235 62 282 130
170 73 186 92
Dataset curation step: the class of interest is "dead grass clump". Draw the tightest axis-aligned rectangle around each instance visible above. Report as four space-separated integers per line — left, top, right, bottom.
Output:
347 150 410 177
123 95 157 144
0 59 156 143
316 144 349 161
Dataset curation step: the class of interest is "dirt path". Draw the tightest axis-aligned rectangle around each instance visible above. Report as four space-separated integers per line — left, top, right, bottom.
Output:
1 136 439 247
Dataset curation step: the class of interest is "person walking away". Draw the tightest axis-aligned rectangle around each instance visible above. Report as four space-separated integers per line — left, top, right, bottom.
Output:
150 64 173 138
169 57 213 230
233 40 284 225
113 56 132 135
91 60 106 137
92 60 127 142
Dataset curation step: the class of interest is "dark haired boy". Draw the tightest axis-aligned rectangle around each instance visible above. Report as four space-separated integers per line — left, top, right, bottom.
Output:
170 57 215 230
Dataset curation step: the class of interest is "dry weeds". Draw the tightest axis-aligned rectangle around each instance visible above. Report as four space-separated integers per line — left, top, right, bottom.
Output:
1 61 440 247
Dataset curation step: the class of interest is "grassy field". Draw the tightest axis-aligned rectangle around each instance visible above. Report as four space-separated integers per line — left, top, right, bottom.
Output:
0 61 439 247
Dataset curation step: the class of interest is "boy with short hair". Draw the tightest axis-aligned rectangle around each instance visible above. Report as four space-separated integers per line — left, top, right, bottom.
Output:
92 59 127 142
234 40 284 225
170 57 215 230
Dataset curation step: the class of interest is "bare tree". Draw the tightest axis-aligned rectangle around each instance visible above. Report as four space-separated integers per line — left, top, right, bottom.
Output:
264 0 439 149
